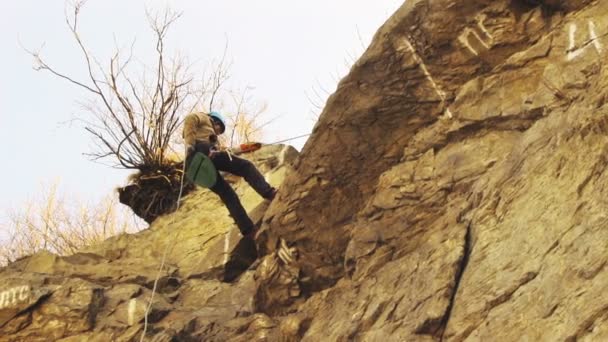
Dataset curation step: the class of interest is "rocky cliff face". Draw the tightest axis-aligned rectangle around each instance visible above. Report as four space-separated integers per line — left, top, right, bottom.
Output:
3 0 608 341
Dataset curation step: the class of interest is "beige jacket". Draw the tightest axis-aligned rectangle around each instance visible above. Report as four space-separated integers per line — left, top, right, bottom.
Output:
183 112 217 150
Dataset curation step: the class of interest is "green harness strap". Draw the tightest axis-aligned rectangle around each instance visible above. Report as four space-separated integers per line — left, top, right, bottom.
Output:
185 152 217 188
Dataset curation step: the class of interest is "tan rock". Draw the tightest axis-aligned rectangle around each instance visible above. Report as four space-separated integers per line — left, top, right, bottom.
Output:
4 1 608 341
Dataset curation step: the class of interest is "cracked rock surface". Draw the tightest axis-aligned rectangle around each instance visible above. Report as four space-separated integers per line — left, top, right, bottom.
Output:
3 1 608 340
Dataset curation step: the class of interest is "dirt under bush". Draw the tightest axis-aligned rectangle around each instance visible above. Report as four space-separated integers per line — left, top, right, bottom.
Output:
118 163 194 223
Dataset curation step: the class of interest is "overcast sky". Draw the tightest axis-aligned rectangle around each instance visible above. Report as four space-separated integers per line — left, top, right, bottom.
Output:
0 0 404 226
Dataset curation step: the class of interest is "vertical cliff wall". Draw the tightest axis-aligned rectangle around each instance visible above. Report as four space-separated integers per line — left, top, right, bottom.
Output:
2 1 608 341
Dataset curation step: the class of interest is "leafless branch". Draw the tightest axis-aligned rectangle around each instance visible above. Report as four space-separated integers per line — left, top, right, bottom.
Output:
0 180 142 265
29 2 198 172
30 2 268 173
208 41 232 111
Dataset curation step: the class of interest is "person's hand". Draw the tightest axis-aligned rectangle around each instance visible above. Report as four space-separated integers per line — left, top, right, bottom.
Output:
209 146 219 159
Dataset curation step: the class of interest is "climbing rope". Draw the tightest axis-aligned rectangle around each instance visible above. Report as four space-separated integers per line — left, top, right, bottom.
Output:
140 154 188 341
267 133 311 145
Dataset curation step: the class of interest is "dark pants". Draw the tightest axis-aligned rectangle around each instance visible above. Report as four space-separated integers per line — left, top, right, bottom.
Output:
191 141 274 235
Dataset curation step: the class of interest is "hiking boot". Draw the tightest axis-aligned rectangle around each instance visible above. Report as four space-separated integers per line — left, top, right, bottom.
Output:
265 187 278 201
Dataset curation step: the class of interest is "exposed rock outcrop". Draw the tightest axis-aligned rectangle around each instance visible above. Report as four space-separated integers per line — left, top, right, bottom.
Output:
0 145 298 341
3 1 608 340
261 0 608 340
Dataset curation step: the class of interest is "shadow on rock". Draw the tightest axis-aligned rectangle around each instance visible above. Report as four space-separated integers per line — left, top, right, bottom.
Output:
223 237 258 282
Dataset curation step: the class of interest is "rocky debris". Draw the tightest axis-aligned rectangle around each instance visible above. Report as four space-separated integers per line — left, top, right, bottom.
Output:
3 1 608 341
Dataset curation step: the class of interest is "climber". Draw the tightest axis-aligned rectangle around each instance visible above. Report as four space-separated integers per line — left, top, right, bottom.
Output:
183 111 277 239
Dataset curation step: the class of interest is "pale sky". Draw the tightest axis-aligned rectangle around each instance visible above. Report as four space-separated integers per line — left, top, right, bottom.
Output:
0 0 404 226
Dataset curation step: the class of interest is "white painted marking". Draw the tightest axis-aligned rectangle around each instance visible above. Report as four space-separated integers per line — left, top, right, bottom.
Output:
589 21 603 53
0 291 10 309
458 16 493 57
403 38 453 118
0 286 30 309
128 298 137 326
568 24 583 60
223 232 230 265
9 288 18 306
475 31 491 49
18 286 29 301
568 23 577 51
476 14 494 43
567 21 603 61
459 33 479 56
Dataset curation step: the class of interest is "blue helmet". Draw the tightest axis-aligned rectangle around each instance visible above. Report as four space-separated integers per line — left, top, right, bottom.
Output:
209 111 226 134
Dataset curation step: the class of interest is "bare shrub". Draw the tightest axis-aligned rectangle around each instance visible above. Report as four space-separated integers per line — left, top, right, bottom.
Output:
224 87 275 148
28 2 273 223
28 2 208 171
0 181 142 266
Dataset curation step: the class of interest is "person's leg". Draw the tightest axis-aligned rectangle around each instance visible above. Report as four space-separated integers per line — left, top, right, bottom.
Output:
212 152 276 199
209 172 255 236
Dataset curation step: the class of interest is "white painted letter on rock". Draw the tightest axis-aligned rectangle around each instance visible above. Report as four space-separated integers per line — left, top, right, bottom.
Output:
0 286 30 310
